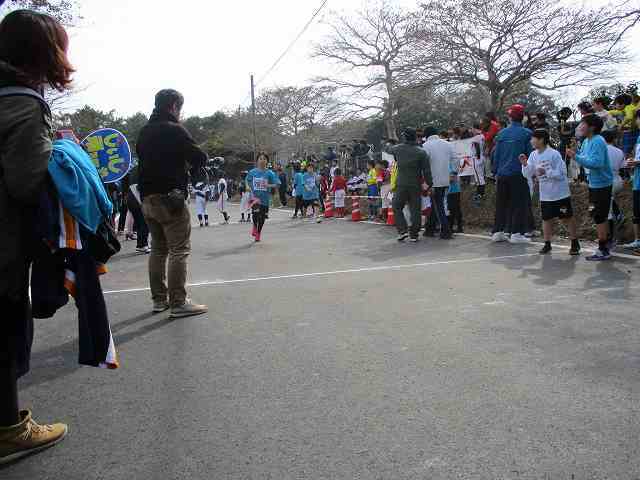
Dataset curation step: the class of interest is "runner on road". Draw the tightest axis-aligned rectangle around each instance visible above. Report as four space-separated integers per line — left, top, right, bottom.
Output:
246 153 280 242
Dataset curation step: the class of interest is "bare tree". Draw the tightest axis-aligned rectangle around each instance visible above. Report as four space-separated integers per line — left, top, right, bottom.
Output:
3 0 81 24
409 0 637 112
312 0 419 140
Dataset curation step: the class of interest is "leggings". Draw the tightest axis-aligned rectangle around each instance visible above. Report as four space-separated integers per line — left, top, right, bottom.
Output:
447 192 463 230
294 196 304 216
252 204 269 233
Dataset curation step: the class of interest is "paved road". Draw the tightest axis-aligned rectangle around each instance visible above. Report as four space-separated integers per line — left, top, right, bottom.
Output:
3 205 640 479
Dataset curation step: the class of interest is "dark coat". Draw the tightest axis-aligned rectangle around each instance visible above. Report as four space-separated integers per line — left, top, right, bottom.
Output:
0 61 52 300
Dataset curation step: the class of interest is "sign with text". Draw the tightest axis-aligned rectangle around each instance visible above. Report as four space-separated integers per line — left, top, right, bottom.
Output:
81 128 132 183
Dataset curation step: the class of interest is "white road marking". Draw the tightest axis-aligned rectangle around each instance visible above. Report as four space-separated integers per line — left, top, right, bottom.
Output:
104 253 536 295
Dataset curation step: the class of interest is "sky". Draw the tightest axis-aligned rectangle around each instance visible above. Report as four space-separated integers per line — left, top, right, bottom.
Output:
2 0 638 117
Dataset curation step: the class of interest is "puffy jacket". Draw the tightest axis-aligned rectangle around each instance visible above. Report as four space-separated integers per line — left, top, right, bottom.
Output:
0 61 52 299
492 122 533 177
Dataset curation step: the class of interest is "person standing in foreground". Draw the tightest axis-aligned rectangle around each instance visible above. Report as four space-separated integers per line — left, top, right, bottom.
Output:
137 89 208 317
491 104 534 244
0 10 71 463
520 130 580 256
566 115 613 261
423 132 456 238
386 128 432 242
246 153 280 242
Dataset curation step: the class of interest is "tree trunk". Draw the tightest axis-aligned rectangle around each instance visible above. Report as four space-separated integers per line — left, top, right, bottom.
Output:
383 65 399 141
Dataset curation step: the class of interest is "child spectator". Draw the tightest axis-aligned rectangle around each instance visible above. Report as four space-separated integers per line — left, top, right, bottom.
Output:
566 115 613 260
602 130 625 244
330 168 347 217
302 163 322 223
611 94 638 156
366 160 379 220
520 129 580 255
448 162 463 233
593 97 618 132
378 160 392 221
292 163 304 219
238 175 252 223
623 110 640 251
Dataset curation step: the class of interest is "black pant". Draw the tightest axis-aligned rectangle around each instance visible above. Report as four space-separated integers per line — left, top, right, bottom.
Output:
279 189 287 207
393 186 421 238
0 277 32 426
294 196 303 216
252 204 269 233
117 200 128 232
494 175 531 235
426 186 450 236
448 192 463 230
127 191 149 248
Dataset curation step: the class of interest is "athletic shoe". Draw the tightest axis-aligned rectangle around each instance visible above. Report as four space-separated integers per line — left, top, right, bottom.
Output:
539 244 552 255
170 300 208 319
623 240 640 249
136 246 151 254
525 230 540 238
199 223 204 228
409 237 419 243
397 232 409 242
152 300 170 313
0 410 67 465
254 232 261 242
509 233 532 244
491 231 508 242
586 249 611 261
316 218 323 224
569 244 581 256
251 226 257 237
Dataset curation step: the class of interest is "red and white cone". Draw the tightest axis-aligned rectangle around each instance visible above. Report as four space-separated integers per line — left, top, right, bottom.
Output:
386 206 395 226
324 197 333 218
351 197 361 222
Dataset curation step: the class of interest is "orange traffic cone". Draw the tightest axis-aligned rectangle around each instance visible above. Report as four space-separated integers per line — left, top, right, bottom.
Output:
386 206 395 226
324 197 333 218
351 197 361 222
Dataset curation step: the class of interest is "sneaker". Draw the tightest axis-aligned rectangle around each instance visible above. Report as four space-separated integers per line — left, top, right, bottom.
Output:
199 223 204 228
586 249 611 261
170 300 208 319
251 226 257 238
136 246 151 254
397 232 409 242
539 243 552 255
623 240 640 249
569 244 581 256
509 233 532 244
316 218 323 224
409 236 419 243
491 231 508 242
254 232 261 242
0 410 67 465
152 300 170 313
525 230 541 238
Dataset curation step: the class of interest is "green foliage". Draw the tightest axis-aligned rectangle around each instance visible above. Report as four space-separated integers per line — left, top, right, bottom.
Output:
584 82 639 106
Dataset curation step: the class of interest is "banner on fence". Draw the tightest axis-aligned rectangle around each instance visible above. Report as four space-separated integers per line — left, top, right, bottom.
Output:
451 138 475 177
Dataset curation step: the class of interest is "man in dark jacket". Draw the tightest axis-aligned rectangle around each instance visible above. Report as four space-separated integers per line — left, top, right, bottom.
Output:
491 104 533 244
277 166 288 207
137 89 208 318
385 128 432 242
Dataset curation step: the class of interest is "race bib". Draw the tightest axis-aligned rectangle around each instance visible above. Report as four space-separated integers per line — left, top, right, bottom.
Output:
253 177 268 191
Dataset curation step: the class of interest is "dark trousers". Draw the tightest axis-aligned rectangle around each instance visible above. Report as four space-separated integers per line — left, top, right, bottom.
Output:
494 175 530 235
117 201 128 231
127 191 149 248
294 196 304 216
393 186 421 238
252 204 269 233
279 189 287 207
426 186 450 236
448 192 463 231
0 281 32 426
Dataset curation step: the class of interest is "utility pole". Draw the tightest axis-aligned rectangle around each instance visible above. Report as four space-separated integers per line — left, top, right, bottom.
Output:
250 74 257 165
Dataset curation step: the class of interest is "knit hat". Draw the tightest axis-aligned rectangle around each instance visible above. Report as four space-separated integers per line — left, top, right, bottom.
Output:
507 104 525 121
